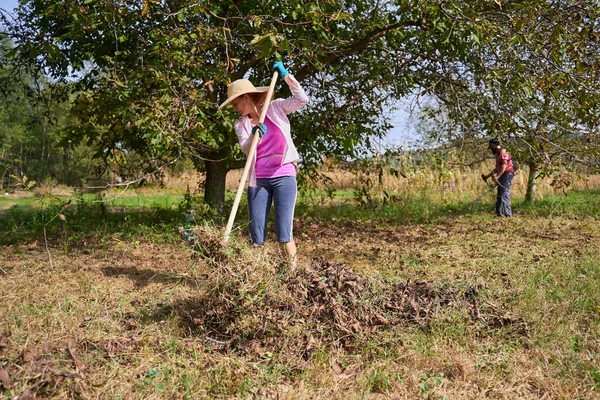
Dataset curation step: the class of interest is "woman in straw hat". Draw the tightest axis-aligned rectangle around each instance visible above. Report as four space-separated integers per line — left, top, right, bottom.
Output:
219 61 309 269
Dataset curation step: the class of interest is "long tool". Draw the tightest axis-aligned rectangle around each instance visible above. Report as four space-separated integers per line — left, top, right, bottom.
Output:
475 174 497 204
474 182 497 204
223 70 279 243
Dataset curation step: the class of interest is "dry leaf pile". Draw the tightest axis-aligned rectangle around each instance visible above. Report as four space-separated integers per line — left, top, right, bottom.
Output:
188 224 233 266
178 227 529 359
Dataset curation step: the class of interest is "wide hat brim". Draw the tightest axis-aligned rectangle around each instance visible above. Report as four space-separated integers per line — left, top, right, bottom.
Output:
218 79 270 110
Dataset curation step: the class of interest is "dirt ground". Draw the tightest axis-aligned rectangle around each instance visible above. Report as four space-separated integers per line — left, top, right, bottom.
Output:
1 212 600 399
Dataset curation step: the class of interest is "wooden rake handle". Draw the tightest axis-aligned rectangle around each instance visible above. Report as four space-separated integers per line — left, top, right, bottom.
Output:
223 70 279 243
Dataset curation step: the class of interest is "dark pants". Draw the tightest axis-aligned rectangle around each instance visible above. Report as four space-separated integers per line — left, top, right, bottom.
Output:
496 173 513 217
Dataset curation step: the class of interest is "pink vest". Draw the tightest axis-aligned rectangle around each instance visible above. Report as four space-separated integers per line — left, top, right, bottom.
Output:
255 116 296 178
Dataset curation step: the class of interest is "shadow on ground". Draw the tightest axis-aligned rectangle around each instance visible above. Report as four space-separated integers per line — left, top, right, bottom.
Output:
102 265 186 288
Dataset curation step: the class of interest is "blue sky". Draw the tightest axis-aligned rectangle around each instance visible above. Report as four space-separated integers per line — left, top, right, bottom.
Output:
387 105 419 148
0 0 416 146
0 0 17 13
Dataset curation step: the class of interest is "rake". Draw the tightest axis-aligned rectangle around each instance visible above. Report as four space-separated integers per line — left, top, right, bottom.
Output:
223 70 279 243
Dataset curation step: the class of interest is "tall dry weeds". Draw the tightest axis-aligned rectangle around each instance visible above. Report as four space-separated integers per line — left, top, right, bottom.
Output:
314 157 599 203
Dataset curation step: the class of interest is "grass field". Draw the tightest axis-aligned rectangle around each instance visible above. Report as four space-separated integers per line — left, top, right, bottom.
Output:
1 179 599 399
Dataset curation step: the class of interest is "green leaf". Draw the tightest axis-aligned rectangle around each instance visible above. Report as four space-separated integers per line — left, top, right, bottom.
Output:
250 34 265 45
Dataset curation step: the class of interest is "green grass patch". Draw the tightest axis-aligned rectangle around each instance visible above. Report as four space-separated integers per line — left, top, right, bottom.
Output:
1 187 599 398
297 188 600 224
516 189 600 218
0 193 187 246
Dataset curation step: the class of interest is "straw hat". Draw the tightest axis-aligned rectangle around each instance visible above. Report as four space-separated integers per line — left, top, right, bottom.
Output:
218 79 269 110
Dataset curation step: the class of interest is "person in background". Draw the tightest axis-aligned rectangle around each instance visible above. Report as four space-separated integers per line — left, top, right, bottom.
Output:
482 138 515 218
218 61 309 269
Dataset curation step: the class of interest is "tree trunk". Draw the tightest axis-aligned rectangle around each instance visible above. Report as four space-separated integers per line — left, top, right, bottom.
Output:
204 160 228 215
525 163 538 203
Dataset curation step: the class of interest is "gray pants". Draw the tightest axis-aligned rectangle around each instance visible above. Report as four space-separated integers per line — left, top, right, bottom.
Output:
496 173 514 217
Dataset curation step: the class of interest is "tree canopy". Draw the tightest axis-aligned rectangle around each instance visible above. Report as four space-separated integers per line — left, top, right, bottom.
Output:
419 1 600 200
1 0 599 207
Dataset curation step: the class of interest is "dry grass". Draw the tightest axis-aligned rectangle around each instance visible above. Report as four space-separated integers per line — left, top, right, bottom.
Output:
164 162 600 200
315 161 600 202
1 195 599 398
20 159 598 205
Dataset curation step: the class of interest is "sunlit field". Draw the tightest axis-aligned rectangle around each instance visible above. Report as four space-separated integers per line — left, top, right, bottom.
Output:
1 167 599 399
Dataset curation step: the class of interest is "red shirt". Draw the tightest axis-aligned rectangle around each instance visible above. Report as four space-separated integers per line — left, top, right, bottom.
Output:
496 148 514 174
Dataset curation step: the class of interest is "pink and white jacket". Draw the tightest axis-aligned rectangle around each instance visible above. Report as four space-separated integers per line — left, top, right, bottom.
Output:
234 74 309 187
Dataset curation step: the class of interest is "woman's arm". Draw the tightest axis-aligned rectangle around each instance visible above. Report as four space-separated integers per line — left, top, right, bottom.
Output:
278 74 309 114
234 119 254 155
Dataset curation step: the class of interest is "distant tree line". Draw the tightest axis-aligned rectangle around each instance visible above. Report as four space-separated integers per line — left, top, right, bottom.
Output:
0 41 103 190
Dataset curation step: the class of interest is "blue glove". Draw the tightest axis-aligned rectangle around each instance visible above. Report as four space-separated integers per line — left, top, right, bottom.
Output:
251 123 266 138
273 61 288 78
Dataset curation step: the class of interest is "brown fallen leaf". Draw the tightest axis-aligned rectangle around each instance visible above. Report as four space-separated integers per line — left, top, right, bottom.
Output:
0 368 10 389
22 347 38 363
372 313 389 326
0 334 9 349
18 388 35 400
69 381 84 394
338 365 363 380
331 360 345 375
305 335 316 352
106 342 119 357
68 342 86 372
248 340 261 354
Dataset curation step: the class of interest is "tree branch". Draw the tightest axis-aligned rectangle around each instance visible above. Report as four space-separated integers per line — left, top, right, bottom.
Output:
295 19 422 81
